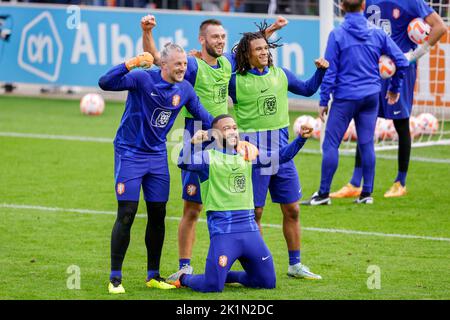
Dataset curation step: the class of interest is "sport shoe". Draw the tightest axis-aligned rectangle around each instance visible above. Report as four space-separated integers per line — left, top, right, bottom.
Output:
330 183 362 198
145 275 176 290
108 277 125 294
166 265 193 288
287 263 322 280
384 182 407 198
354 195 374 204
301 192 331 206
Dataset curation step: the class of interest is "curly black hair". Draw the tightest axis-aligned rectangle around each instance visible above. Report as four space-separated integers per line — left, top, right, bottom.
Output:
232 20 283 75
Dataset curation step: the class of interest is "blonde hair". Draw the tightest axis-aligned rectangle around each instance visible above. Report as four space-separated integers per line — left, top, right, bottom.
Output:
160 43 185 62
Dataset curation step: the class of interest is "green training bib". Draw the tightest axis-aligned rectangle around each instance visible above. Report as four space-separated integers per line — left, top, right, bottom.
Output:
200 149 254 212
183 56 232 118
235 67 289 132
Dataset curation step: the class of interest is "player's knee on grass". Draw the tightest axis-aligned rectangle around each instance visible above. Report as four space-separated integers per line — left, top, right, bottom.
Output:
258 276 276 289
203 279 225 293
246 264 276 289
260 262 276 289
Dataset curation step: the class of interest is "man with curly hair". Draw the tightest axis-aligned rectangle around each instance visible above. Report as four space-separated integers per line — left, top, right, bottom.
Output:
229 23 329 279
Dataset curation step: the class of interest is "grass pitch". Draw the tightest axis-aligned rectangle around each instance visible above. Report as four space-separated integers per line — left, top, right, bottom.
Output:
0 95 449 300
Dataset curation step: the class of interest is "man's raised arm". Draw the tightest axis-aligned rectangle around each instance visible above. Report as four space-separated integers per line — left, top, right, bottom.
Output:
141 15 162 66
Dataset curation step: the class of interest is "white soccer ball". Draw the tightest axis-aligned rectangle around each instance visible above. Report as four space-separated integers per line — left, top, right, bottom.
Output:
293 115 316 136
416 113 439 135
407 18 431 45
376 118 396 140
312 117 322 139
409 116 421 138
80 93 105 116
379 55 396 79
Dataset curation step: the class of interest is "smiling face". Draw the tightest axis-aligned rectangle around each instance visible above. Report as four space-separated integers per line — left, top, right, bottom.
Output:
248 38 269 70
161 50 187 83
213 116 240 149
200 24 226 58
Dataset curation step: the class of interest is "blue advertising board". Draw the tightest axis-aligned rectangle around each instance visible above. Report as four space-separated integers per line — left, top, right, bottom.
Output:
0 3 320 98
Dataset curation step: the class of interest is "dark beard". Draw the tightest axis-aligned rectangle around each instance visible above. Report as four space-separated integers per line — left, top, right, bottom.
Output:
205 43 221 58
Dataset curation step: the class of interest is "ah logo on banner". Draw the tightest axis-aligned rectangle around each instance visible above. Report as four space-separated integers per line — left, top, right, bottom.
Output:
18 11 63 82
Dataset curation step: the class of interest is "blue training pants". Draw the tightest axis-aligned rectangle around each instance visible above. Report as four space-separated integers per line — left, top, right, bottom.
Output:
181 231 276 293
320 93 379 195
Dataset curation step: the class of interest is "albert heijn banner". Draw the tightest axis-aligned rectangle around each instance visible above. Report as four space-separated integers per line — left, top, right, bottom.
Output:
0 3 319 96
0 3 449 106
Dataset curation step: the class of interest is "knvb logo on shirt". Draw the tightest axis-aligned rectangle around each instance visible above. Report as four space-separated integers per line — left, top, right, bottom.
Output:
213 84 227 103
151 108 172 128
18 11 63 82
229 173 246 193
258 95 277 116
392 8 401 20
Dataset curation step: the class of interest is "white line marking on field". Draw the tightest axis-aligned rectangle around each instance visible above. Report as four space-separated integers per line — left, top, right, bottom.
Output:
300 148 450 164
1 131 450 164
0 132 113 143
1 203 449 243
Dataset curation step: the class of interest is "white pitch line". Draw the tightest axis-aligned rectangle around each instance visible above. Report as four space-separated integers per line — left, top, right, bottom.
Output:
1 203 449 243
300 148 450 164
1 131 450 164
0 132 113 143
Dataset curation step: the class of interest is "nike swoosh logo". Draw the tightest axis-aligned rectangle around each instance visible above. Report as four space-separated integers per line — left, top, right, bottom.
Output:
310 198 329 205
262 256 270 261
394 111 401 115
261 88 269 93
232 167 239 171
151 92 159 97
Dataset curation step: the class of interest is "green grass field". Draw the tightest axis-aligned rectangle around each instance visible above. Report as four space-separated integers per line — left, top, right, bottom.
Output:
0 95 449 300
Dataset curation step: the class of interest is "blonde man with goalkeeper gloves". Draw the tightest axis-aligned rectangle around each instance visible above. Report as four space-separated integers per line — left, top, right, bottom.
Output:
98 44 215 294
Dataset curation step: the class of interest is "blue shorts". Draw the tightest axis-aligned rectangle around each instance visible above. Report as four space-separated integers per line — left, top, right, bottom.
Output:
252 159 302 208
114 149 170 202
181 169 202 204
182 231 276 292
379 63 417 120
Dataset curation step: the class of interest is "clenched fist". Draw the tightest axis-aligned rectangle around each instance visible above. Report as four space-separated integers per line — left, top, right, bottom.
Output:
273 16 289 31
191 130 209 144
299 124 313 138
141 15 156 32
314 57 329 69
